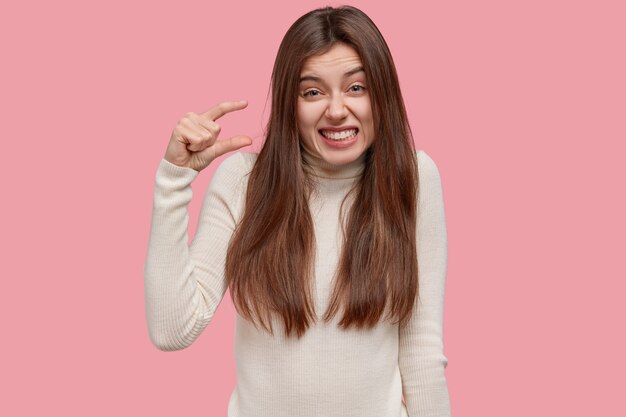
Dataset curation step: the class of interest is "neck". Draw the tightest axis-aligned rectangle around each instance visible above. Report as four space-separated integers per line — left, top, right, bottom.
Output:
301 146 367 180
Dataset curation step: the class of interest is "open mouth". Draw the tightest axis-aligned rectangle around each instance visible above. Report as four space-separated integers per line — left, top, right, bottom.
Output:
318 128 359 141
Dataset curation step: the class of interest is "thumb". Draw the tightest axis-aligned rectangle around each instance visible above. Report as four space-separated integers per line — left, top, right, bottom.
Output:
201 135 253 161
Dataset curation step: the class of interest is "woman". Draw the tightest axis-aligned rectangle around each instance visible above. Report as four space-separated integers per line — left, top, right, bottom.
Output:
144 5 452 417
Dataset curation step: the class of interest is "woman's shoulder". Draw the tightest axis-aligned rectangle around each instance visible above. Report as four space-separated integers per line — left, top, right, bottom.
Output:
415 147 442 181
202 152 259 201
212 151 259 179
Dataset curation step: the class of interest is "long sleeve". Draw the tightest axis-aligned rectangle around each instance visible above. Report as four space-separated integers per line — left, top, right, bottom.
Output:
143 153 247 351
398 150 452 416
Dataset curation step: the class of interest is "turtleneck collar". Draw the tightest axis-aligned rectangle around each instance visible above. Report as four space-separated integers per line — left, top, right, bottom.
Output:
300 146 367 180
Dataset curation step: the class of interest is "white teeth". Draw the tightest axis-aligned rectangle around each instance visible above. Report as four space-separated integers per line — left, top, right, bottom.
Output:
320 128 357 140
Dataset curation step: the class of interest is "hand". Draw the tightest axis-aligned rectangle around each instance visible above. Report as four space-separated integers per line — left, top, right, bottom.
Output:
164 100 253 172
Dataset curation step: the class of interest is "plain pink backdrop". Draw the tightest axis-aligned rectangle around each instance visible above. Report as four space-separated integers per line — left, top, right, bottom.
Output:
1 0 624 415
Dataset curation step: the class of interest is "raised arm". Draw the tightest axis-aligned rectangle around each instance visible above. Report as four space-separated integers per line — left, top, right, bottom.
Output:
143 153 248 351
398 149 452 416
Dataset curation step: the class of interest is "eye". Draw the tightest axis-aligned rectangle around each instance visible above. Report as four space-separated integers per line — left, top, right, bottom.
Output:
350 84 366 93
303 89 320 97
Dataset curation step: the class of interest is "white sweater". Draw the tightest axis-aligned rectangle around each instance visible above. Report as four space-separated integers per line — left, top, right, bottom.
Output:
144 146 452 417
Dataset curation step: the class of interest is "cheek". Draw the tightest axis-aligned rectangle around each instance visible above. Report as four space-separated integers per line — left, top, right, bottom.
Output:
297 102 322 129
352 101 373 124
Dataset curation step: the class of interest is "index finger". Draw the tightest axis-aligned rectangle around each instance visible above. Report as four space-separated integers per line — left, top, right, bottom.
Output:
201 100 248 121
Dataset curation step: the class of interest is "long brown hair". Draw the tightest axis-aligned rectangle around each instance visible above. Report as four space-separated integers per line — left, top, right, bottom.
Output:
225 5 420 339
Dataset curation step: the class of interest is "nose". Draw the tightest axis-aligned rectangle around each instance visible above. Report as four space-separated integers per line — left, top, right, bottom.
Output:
325 94 349 120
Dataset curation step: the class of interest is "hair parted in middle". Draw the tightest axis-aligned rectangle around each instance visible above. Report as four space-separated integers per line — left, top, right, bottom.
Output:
225 5 421 339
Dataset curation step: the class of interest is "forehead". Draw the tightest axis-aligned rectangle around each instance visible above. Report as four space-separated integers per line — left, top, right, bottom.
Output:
300 43 363 74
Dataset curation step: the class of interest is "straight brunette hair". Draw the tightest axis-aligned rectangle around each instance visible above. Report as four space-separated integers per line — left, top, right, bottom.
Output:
225 5 420 339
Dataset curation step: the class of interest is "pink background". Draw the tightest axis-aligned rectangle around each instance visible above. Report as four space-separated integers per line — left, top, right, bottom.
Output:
1 0 624 415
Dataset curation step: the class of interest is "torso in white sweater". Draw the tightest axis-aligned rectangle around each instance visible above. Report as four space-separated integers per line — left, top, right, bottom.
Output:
144 146 451 417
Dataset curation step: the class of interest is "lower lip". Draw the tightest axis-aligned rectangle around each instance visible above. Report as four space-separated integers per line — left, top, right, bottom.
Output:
319 130 359 148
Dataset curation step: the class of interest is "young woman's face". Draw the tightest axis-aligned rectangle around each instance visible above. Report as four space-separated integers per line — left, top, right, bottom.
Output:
296 43 375 166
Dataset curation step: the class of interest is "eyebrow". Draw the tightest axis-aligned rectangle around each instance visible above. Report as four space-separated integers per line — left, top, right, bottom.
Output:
299 66 365 83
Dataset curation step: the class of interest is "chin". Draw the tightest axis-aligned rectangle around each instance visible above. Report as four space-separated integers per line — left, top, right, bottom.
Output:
319 149 364 166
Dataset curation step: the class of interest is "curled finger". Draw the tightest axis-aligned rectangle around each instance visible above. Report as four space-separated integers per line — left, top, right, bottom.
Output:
196 119 221 147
